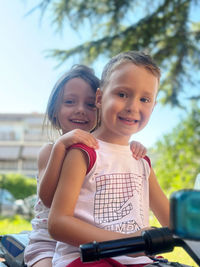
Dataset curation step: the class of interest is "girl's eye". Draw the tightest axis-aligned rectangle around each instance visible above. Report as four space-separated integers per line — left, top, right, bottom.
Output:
87 103 96 109
64 99 75 105
141 97 150 103
118 92 128 98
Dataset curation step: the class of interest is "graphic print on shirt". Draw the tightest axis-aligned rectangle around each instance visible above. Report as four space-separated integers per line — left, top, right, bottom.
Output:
94 172 145 234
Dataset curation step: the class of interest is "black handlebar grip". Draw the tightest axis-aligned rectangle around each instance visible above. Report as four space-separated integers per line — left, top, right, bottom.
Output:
80 236 145 262
80 228 175 262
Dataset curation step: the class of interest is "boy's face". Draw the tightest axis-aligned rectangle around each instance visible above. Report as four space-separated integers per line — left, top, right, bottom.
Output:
96 63 158 145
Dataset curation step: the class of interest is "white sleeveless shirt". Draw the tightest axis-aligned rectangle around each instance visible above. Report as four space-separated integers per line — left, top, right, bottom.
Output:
52 139 153 266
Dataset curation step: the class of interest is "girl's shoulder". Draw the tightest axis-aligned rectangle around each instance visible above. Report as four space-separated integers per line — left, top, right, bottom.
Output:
39 142 54 156
37 143 54 167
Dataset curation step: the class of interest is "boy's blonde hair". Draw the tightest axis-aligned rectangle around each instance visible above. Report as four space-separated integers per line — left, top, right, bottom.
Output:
100 51 161 90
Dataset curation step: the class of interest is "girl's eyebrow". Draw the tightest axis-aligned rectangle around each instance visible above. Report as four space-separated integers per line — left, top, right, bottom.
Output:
63 93 95 99
63 93 77 97
87 96 96 99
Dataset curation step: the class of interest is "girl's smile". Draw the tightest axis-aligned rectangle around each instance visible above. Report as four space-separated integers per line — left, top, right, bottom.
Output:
58 78 97 134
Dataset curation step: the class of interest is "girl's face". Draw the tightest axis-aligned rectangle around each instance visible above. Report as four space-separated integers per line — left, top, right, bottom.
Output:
96 63 158 145
57 78 97 134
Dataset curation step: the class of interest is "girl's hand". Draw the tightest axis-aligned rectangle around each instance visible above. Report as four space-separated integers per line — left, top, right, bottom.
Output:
130 141 147 160
56 129 99 150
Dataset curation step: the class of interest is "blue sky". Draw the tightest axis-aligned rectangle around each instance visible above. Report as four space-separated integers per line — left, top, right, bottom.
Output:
0 1 185 148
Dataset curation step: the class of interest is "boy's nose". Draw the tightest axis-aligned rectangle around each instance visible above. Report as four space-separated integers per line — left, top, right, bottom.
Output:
125 98 139 113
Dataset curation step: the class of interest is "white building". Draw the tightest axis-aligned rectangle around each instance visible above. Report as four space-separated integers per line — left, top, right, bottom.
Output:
0 113 48 177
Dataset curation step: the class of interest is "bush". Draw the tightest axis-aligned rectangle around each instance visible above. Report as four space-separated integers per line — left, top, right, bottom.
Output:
0 174 37 199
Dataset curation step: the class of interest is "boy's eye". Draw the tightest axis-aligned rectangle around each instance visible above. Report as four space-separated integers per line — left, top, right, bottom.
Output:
118 92 128 98
141 97 150 103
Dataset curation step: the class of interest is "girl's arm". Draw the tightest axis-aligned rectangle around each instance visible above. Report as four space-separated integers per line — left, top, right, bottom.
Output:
38 142 66 208
149 168 170 227
48 148 148 248
38 129 98 207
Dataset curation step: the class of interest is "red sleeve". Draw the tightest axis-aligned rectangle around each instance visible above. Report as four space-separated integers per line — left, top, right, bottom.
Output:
144 155 151 168
68 143 96 174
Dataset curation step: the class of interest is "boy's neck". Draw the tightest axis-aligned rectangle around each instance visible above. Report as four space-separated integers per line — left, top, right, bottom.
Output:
93 129 131 146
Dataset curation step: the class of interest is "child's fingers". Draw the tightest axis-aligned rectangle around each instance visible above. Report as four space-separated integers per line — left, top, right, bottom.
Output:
61 130 99 149
130 142 147 160
86 138 99 149
77 132 99 149
132 143 140 155
136 147 146 156
142 147 147 157
133 147 146 159
130 142 140 157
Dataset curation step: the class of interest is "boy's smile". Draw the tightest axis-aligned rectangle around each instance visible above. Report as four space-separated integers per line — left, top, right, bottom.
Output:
95 62 158 145
118 116 139 125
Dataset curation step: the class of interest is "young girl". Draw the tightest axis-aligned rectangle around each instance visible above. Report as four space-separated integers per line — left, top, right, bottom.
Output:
48 51 170 267
24 64 147 267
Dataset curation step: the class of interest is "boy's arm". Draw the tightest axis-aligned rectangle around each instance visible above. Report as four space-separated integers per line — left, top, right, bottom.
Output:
39 129 98 207
149 168 170 227
48 148 149 249
130 140 147 160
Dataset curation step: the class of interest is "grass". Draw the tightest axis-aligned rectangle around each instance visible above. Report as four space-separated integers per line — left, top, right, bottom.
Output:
0 215 32 235
150 215 198 266
0 215 198 266
160 247 197 266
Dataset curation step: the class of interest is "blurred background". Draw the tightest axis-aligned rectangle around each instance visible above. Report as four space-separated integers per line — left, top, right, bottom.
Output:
0 1 200 264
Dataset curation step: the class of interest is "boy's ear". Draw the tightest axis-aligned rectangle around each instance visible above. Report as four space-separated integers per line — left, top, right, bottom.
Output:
96 88 102 108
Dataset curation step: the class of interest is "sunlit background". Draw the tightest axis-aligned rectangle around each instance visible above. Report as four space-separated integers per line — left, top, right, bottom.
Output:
0 1 187 148
0 1 199 265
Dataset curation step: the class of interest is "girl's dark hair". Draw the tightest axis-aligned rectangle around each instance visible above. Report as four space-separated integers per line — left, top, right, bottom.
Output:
44 64 100 140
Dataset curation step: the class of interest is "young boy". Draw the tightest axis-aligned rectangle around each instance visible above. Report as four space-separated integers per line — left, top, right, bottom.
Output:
48 51 170 267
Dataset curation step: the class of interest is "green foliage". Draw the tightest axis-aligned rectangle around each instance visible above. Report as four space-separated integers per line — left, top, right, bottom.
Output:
152 105 200 195
0 174 37 200
28 0 200 107
0 215 32 234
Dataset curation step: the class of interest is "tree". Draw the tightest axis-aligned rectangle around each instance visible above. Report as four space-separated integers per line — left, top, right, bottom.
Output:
151 104 200 195
28 0 200 107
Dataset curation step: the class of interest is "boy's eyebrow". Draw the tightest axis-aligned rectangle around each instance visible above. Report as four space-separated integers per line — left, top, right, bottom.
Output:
112 86 156 96
111 86 131 91
142 91 156 97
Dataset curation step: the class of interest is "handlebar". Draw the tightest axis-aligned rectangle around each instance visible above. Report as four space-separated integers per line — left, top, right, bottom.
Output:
80 227 200 265
80 227 175 262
